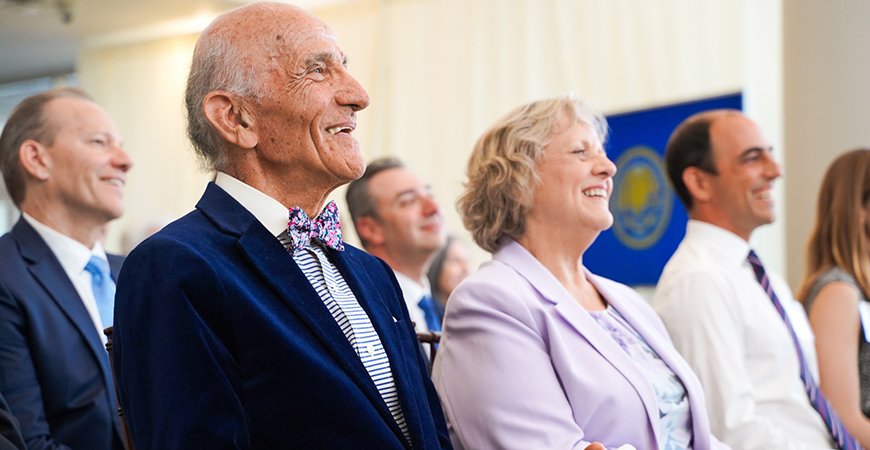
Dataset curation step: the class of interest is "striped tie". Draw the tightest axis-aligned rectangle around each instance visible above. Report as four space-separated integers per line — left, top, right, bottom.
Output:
747 250 863 450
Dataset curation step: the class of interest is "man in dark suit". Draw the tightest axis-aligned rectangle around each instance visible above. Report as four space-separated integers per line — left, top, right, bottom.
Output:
112 2 451 449
0 87 132 449
346 158 447 335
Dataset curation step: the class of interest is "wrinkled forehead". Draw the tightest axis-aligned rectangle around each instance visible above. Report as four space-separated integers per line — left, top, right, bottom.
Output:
269 21 339 58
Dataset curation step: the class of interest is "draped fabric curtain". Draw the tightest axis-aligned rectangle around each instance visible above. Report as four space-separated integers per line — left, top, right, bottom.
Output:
78 0 745 260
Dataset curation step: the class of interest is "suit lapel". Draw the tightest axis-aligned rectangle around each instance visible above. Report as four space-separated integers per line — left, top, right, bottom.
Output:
599 280 714 448
12 219 114 388
197 184 405 443
236 226 375 381
495 241 661 442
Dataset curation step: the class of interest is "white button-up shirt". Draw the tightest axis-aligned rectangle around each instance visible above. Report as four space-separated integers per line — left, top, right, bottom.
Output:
653 220 833 450
22 213 111 342
393 271 432 333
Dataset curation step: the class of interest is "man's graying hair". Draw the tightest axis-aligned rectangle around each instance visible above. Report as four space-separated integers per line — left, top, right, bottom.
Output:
184 26 267 171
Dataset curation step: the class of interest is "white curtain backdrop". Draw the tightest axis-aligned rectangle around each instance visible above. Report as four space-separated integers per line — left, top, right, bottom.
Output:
78 0 758 274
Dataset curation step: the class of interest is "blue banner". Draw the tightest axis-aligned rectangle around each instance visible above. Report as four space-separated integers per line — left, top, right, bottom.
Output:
585 93 743 286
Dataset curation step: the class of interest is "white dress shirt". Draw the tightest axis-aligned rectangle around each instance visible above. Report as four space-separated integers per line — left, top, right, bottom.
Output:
653 220 833 450
393 271 431 333
22 212 111 342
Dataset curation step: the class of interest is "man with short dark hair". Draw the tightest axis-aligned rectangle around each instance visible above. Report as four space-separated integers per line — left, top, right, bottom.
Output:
346 158 446 333
112 3 451 449
0 87 131 450
653 109 859 449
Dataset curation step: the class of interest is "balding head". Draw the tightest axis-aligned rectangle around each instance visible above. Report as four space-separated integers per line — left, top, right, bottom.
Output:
664 109 742 210
186 1 370 213
184 2 329 171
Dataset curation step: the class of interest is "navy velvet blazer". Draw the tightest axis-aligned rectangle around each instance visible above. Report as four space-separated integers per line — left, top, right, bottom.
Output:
113 183 452 449
0 218 124 450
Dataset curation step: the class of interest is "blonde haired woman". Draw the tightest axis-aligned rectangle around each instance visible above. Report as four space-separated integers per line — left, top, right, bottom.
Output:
799 148 870 447
433 95 729 450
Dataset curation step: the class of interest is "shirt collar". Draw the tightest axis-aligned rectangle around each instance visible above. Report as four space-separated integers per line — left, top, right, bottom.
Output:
21 212 108 274
394 270 431 302
685 219 752 266
215 172 289 238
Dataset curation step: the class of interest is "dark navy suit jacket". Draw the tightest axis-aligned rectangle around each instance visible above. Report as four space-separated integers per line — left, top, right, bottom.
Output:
113 183 452 449
0 391 25 450
0 218 125 450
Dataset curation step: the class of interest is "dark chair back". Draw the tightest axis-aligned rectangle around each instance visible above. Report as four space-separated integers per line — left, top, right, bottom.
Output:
104 326 135 450
416 330 441 368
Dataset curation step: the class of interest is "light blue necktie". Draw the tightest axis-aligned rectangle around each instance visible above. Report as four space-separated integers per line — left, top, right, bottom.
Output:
84 256 115 330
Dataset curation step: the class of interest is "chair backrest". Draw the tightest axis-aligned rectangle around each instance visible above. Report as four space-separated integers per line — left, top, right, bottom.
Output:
104 326 135 450
416 330 441 369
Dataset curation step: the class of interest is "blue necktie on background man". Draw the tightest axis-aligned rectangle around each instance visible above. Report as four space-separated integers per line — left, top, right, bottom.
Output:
418 294 442 332
85 255 115 331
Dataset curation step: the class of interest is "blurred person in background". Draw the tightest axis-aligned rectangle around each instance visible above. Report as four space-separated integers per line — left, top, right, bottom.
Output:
0 87 130 450
799 148 870 448
347 158 446 333
426 235 472 321
654 109 859 450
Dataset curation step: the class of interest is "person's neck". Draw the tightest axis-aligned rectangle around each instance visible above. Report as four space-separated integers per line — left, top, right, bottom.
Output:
226 165 339 218
21 203 103 249
394 266 426 286
372 249 429 286
516 222 606 310
518 233 588 286
689 212 753 243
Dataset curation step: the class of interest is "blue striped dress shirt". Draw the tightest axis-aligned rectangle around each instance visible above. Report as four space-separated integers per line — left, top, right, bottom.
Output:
280 235 410 445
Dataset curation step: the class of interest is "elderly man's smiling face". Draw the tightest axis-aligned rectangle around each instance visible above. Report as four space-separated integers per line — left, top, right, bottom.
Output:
249 8 371 188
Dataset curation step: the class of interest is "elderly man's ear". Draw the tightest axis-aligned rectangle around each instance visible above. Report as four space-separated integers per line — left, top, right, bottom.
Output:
203 91 258 149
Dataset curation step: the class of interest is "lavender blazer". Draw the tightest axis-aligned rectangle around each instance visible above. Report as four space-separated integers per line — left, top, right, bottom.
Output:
432 240 729 450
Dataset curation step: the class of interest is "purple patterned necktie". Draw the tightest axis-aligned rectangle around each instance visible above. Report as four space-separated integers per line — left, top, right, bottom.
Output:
286 201 345 255
747 250 863 450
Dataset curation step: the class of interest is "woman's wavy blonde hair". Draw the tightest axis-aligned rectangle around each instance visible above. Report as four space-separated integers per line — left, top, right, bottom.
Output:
798 148 870 303
458 95 607 252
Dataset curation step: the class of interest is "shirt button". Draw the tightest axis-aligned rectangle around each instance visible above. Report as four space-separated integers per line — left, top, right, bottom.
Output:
366 343 376 355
